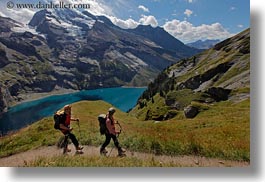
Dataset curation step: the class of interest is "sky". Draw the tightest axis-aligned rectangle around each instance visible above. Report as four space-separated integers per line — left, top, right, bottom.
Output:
0 0 250 43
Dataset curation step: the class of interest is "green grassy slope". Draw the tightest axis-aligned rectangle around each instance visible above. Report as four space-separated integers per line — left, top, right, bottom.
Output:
132 29 250 122
0 100 249 163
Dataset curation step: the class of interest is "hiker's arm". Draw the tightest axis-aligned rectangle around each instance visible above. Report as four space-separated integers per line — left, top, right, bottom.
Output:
71 118 79 122
59 124 72 131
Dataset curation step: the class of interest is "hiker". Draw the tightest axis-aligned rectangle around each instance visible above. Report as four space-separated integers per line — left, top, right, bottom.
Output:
100 107 126 157
56 104 83 154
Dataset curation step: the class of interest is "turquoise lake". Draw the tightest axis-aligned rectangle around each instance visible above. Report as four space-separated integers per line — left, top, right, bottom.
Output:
0 87 146 135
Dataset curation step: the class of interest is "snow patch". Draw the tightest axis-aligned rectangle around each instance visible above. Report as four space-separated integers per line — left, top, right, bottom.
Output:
79 57 99 66
124 52 148 67
12 24 45 38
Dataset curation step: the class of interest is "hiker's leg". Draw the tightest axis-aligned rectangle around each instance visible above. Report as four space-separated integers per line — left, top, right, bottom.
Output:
101 133 111 151
111 134 125 155
68 132 79 149
111 134 121 150
62 134 70 154
62 134 69 149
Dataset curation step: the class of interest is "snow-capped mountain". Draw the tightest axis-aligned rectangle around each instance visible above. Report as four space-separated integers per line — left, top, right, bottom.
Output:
0 9 201 112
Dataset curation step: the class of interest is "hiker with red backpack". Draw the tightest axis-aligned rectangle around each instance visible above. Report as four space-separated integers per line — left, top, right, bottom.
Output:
100 107 126 157
54 105 83 154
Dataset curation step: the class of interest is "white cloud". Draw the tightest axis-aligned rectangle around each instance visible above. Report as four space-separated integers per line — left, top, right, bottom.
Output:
163 19 233 43
138 5 149 13
186 0 194 3
139 15 158 27
0 0 115 24
237 24 244 28
1 8 35 24
184 9 193 17
80 0 114 16
109 14 160 29
108 16 139 29
230 6 236 11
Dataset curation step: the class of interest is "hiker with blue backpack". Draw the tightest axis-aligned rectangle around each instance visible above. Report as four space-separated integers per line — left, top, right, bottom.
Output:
54 105 83 154
99 107 126 157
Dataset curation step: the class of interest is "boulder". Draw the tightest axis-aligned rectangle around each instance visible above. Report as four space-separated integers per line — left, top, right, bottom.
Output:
205 87 231 101
184 105 199 118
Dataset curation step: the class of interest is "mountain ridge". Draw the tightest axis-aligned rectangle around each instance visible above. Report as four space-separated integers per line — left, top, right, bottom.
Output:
0 9 201 113
186 39 220 49
131 28 250 120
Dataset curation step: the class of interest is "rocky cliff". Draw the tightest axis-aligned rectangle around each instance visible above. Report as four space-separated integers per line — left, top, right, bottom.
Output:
131 28 250 120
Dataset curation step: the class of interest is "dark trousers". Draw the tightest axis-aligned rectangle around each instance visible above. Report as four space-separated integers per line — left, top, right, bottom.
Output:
62 131 79 149
101 133 121 151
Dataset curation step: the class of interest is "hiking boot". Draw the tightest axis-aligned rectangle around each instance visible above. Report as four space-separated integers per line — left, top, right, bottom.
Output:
118 148 126 153
118 148 126 157
75 150 84 155
117 152 126 157
76 146 83 150
100 148 108 156
63 148 71 154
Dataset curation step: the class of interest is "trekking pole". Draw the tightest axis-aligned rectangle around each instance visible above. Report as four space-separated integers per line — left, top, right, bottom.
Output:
107 131 119 157
77 119 82 141
107 121 122 157
107 133 120 157
108 145 115 157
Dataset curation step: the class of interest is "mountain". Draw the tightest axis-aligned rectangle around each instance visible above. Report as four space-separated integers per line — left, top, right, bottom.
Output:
129 25 199 57
0 9 201 113
186 39 220 49
131 28 250 120
187 39 220 49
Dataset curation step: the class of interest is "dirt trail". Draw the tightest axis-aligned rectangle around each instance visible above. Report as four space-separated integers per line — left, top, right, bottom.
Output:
0 145 249 167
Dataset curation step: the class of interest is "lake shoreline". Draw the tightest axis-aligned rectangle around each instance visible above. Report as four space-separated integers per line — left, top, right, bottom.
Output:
0 87 146 135
13 86 147 108
14 88 78 107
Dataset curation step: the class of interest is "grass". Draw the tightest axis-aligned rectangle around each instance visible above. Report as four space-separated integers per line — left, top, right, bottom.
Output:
214 54 250 87
123 99 250 161
130 90 209 121
0 99 250 165
165 48 249 89
24 155 184 167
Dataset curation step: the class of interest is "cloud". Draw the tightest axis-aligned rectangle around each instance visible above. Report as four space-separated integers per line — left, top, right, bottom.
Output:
0 7 35 24
237 24 244 28
108 16 139 29
186 0 194 3
138 5 149 13
230 6 236 11
80 0 114 16
110 14 159 29
184 9 193 17
0 0 112 24
163 19 233 43
139 15 158 27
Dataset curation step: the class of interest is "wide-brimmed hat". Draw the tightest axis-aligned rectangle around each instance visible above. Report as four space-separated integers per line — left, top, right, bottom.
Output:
108 107 116 114
64 105 72 111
